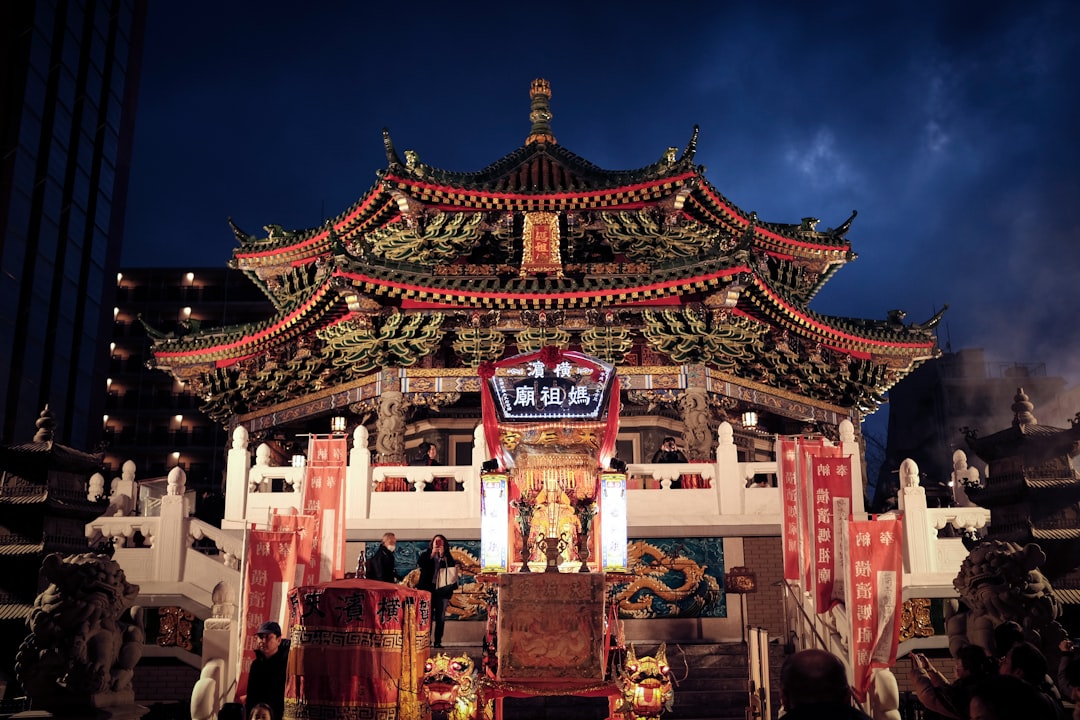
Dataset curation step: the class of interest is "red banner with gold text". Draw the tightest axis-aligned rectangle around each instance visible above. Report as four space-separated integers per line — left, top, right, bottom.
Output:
237 528 298 698
800 439 838 589
811 455 853 613
778 437 802 581
847 516 903 702
271 511 317 587
303 435 348 582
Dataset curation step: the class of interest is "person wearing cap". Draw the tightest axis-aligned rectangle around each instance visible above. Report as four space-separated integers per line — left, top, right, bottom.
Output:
243 620 290 720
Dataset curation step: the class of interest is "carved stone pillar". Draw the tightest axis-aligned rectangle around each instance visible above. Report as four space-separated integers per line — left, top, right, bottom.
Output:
678 386 714 461
375 390 407 463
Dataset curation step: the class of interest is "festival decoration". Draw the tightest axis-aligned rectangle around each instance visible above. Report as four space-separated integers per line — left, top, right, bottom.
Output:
421 652 492 720
613 644 675 720
847 517 902 702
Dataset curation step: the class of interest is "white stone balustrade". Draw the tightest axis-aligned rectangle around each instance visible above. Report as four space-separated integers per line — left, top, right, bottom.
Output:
894 457 990 597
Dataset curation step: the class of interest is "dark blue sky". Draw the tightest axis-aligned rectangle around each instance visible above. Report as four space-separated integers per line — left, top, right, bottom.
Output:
123 1 1080 401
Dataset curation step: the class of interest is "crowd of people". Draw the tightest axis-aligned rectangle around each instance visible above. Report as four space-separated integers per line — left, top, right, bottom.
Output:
907 621 1080 720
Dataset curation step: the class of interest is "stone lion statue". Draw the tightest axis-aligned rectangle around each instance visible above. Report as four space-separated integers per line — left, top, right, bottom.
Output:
946 540 1065 660
15 552 143 710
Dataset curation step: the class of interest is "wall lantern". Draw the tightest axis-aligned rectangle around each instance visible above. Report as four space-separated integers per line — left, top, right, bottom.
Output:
330 416 347 433
741 411 758 428
291 454 306 468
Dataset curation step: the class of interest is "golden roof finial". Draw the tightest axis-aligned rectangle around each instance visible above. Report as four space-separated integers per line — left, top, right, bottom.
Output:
526 78 556 145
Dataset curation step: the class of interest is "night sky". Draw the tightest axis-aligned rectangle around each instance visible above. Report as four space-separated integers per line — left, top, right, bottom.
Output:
123 1 1080 426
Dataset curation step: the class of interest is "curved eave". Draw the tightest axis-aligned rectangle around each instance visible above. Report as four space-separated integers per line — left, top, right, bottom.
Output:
388 141 698 195
152 280 344 368
689 180 852 261
334 264 746 310
231 185 397 270
380 169 698 212
740 277 938 361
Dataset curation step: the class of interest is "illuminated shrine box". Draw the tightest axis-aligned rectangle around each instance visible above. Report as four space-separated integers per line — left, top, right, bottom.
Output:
497 573 605 681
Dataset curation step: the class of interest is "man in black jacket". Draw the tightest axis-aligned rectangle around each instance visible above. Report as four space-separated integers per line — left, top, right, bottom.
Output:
244 621 291 720
364 532 398 582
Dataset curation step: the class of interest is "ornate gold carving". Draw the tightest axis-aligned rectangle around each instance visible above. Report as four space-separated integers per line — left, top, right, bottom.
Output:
157 606 196 651
899 598 935 642
602 209 725 262
452 327 506 367
520 212 563 277
579 325 635 364
318 311 445 374
642 308 766 368
513 326 571 354
364 211 486 264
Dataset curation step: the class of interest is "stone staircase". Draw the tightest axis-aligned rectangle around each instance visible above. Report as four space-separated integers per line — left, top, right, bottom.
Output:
665 642 784 720
438 641 785 720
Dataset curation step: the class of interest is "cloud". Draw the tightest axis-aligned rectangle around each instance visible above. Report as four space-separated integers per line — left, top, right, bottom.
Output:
782 128 860 192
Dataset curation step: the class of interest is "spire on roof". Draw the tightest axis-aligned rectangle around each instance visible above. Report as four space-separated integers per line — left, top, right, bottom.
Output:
525 78 556 146
1011 387 1037 426
33 405 55 443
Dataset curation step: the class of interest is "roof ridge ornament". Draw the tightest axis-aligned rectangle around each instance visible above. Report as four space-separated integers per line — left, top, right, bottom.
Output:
1011 387 1037 426
525 78 556 145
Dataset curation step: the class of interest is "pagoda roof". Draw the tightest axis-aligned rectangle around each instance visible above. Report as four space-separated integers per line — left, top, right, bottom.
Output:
148 80 943 422
0 407 104 477
965 388 1080 463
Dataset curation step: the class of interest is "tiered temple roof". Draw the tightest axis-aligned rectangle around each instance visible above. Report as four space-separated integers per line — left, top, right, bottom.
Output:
148 79 942 428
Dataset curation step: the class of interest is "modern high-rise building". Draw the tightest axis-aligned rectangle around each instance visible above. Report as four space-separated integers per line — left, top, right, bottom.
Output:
0 0 147 448
106 267 273 493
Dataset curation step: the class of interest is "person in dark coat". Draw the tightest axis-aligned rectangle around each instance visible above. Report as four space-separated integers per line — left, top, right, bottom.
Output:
417 533 457 648
651 436 688 488
363 532 397 582
410 441 439 466
969 673 1061 720
243 621 290 720
779 648 872 719
411 441 458 491
651 436 688 464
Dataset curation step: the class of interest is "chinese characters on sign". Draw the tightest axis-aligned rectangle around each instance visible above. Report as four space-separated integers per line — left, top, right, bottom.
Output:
490 358 613 421
811 455 853 614
847 517 902 702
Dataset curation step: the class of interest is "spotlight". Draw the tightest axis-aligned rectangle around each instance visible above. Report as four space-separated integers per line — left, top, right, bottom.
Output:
608 458 627 473
481 459 500 472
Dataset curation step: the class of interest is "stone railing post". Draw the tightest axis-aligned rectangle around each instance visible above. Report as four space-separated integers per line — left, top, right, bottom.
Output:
715 421 741 514
467 424 486 507
839 419 866 515
157 466 189 581
224 426 251 529
347 425 372 520
192 581 239 717
896 458 931 574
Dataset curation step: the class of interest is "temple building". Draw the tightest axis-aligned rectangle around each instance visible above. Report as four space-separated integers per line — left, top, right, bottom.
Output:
145 79 942 468
0 407 107 696
71 79 956 713
963 388 1080 613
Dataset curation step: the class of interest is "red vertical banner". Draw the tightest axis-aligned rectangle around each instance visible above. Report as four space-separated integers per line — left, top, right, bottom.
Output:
811 455 853 614
778 437 802 581
237 528 298 697
799 440 837 589
303 435 348 582
271 511 317 587
847 517 903 702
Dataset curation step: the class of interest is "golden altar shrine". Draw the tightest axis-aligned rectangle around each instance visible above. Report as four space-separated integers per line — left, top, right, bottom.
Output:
473 348 631 717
